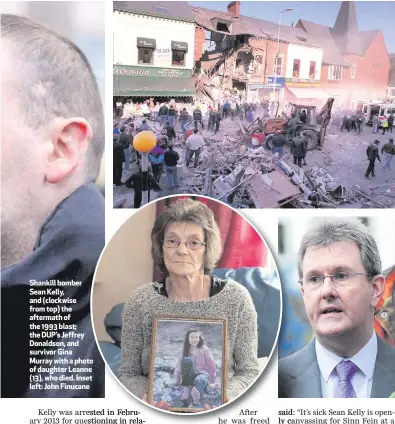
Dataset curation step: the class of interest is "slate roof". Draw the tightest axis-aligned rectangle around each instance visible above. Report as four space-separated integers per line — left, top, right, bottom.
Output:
192 6 321 48
114 1 195 23
297 2 382 66
296 19 350 67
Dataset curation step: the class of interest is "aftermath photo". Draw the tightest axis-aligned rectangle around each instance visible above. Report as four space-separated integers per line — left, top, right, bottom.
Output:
113 1 395 209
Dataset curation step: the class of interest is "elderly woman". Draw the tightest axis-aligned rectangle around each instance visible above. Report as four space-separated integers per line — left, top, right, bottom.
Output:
119 199 259 408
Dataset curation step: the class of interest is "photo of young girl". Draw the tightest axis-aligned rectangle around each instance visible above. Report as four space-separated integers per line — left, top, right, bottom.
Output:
149 317 226 412
174 329 217 407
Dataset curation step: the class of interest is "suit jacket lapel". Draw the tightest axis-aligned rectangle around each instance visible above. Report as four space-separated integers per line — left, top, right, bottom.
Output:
371 337 395 398
294 340 323 398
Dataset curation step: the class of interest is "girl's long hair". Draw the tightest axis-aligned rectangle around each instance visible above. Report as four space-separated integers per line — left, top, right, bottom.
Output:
183 329 204 358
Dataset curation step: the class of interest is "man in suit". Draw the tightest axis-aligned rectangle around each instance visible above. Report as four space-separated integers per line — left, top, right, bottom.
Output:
279 218 395 398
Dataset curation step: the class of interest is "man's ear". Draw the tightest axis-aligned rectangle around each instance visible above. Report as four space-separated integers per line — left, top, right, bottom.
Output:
45 118 92 184
370 274 385 309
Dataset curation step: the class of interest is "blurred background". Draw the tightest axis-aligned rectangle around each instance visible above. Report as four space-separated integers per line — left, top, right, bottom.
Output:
278 216 395 359
0 1 105 188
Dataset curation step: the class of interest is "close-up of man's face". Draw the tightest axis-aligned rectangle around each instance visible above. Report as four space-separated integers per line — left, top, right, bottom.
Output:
301 240 383 342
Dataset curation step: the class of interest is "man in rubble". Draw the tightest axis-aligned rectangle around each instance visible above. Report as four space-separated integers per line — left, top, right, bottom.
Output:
365 140 381 178
208 107 219 134
381 138 394 171
271 129 287 157
291 134 308 168
286 114 300 140
158 102 169 127
185 129 205 168
193 105 204 131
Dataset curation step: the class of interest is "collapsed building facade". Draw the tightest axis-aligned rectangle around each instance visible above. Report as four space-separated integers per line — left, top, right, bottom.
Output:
192 1 327 106
192 1 390 108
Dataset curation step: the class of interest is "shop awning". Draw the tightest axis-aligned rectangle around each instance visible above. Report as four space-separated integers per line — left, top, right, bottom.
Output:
286 87 330 99
113 74 195 97
171 41 188 51
137 37 156 49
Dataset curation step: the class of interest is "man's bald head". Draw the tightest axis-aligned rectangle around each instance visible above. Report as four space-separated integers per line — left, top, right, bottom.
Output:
1 13 104 182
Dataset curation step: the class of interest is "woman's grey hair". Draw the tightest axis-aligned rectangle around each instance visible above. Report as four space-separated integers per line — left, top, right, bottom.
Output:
297 218 382 281
151 199 222 275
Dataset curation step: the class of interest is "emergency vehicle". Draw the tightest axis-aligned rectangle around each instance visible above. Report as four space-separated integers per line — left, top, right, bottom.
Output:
362 103 395 126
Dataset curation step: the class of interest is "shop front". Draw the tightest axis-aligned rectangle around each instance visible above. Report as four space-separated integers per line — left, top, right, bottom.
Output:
113 65 195 99
284 78 329 106
247 76 286 102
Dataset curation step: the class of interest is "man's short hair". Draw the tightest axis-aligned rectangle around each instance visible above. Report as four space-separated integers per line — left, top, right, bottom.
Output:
374 140 380 145
194 129 198 134
1 14 104 183
120 126 125 133
297 218 382 281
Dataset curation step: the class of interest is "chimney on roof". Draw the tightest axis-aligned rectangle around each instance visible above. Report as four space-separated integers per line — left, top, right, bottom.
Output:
227 1 240 17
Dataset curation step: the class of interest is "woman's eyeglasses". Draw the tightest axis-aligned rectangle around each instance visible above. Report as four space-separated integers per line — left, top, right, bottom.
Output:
162 239 206 250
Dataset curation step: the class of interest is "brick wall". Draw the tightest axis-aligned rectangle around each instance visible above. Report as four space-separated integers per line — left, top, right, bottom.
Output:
194 26 206 63
248 37 288 83
321 31 390 105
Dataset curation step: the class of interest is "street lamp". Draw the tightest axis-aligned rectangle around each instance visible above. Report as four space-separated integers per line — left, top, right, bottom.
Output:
272 8 292 101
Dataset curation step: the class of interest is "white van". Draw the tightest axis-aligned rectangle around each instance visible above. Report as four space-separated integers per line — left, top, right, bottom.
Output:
363 103 395 126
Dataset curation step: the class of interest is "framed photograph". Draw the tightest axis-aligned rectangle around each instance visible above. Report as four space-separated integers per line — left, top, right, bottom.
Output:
148 316 227 412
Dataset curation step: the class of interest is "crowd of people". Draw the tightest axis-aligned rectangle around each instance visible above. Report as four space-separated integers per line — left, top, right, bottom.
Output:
113 96 280 206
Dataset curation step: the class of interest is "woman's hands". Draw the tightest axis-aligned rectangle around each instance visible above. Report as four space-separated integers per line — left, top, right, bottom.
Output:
142 393 171 410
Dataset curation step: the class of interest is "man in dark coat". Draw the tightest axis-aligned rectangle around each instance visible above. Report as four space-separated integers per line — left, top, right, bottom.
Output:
208 108 220 134
118 126 132 171
291 135 308 167
388 113 394 133
1 14 105 398
124 165 161 208
113 135 125 185
158 103 169 127
365 140 381 178
193 106 204 130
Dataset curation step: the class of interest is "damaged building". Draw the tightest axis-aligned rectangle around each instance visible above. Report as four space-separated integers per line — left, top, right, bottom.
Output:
192 1 327 105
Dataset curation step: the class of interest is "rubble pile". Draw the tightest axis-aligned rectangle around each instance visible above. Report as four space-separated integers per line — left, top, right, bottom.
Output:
175 124 394 209
118 115 394 209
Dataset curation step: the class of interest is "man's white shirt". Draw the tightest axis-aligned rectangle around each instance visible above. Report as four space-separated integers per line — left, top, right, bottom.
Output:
315 332 377 398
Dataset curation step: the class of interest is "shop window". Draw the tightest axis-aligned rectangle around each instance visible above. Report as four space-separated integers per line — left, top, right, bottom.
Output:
293 59 300 77
172 50 185 66
216 21 230 33
275 56 283 76
138 48 154 65
309 61 316 78
328 65 343 80
351 63 356 79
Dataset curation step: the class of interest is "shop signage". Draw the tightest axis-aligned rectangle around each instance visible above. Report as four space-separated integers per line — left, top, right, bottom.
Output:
137 37 156 49
267 76 286 88
286 77 320 87
171 41 188 51
113 65 192 79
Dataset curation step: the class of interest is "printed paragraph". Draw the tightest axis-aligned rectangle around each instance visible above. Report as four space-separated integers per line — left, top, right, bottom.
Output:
218 409 271 424
29 409 145 424
278 408 395 424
